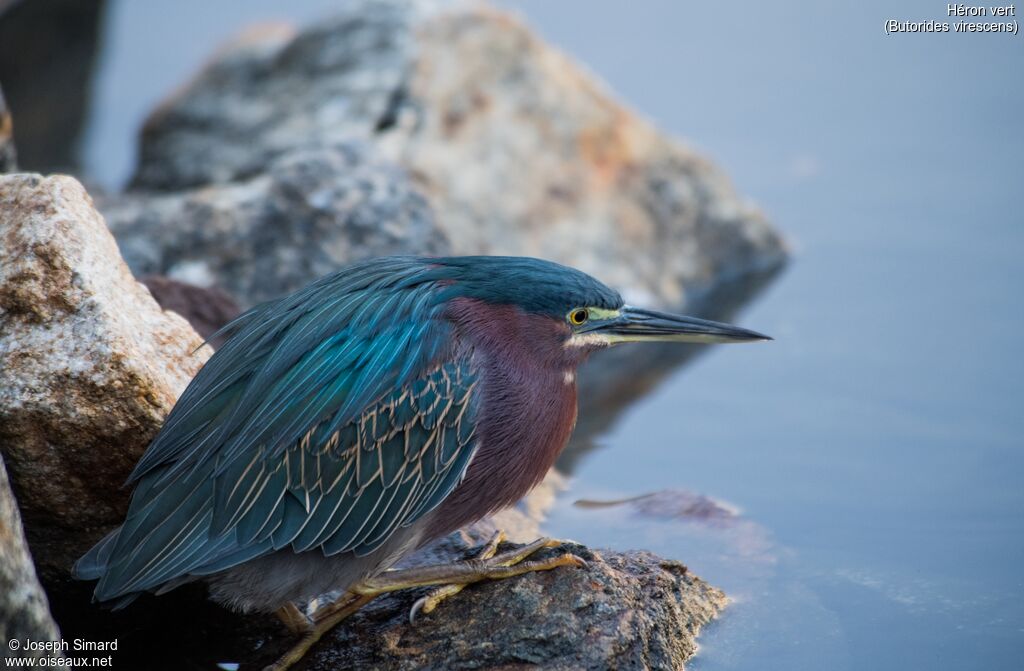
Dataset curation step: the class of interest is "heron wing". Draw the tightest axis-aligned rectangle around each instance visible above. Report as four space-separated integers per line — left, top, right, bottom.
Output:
87 257 480 601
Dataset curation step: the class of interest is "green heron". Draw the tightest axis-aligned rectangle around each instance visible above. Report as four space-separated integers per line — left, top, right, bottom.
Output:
74 256 768 669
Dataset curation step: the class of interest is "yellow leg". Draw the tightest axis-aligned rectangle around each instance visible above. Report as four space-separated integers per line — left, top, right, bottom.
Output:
274 602 312 635
356 535 584 595
263 534 585 671
310 590 366 625
264 593 376 671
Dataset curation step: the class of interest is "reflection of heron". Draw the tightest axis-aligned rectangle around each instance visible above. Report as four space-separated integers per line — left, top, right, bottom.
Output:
74 255 769 669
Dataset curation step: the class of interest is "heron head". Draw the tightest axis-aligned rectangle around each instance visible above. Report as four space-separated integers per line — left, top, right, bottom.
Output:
434 256 770 361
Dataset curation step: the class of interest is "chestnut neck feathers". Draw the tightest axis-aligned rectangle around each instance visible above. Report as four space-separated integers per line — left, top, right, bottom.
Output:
425 298 585 538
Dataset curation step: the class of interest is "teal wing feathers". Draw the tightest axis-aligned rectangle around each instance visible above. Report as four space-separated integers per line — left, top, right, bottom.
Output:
80 257 480 603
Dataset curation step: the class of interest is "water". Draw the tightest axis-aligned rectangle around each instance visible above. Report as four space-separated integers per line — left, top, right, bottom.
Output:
506 2 1024 669
76 1 1024 669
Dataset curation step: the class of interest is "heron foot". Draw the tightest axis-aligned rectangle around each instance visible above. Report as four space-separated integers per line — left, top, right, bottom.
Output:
356 534 584 598
263 532 585 671
405 533 585 620
409 529 506 620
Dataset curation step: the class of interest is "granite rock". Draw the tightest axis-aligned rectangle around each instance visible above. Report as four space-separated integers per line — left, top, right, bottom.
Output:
0 173 211 584
0 454 62 663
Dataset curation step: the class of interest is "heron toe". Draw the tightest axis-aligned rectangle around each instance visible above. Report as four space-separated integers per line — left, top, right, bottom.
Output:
408 535 586 621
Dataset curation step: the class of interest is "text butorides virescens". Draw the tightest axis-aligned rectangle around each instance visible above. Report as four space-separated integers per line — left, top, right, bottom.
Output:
75 256 769 669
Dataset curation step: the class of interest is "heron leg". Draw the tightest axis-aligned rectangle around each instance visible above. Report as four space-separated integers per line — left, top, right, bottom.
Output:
263 533 585 671
274 601 312 635
359 534 586 620
406 529 506 620
264 592 376 671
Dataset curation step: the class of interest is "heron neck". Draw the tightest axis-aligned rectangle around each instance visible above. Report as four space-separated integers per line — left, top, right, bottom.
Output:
423 298 579 539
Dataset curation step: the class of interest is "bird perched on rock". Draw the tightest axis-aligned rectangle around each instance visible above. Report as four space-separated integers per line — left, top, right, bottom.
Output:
75 255 768 669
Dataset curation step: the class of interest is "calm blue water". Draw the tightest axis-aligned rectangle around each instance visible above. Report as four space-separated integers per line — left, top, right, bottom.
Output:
83 1 1024 669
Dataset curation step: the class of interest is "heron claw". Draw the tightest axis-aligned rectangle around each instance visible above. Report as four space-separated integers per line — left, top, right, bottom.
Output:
408 582 462 623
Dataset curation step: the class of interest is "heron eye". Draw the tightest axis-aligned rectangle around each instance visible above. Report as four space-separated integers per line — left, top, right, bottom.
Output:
568 308 589 326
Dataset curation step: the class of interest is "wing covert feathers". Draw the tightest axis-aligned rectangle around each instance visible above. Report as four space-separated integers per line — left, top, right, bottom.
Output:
80 258 483 603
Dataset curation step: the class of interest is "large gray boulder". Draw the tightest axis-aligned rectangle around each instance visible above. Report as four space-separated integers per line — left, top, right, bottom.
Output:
106 143 449 306
110 0 785 312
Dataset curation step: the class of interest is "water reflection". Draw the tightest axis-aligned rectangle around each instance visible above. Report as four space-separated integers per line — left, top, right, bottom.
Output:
550 487 853 670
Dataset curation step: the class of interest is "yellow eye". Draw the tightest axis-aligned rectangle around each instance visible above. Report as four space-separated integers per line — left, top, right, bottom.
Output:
568 308 589 326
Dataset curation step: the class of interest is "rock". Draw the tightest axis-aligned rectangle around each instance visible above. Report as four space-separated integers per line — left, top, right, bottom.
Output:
0 173 211 585
140 276 240 343
254 543 726 671
104 143 449 307
385 4 785 308
256 477 723 670
114 0 786 312
127 2 413 192
0 454 62 662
